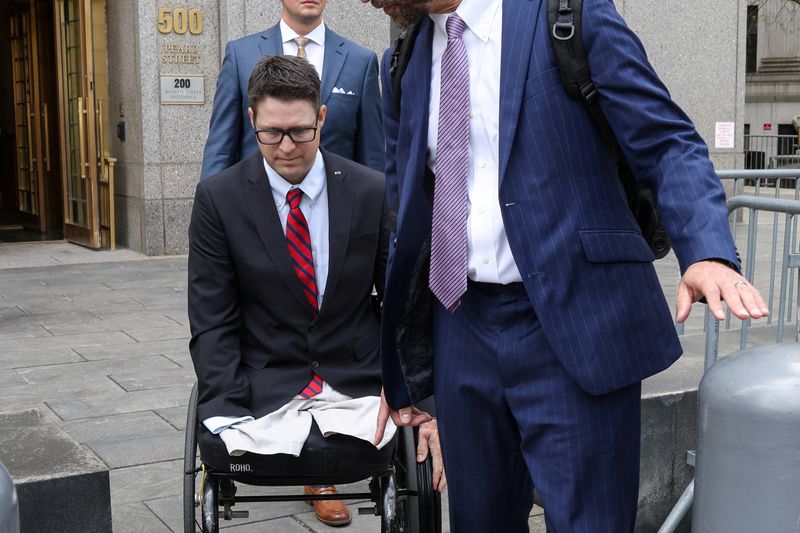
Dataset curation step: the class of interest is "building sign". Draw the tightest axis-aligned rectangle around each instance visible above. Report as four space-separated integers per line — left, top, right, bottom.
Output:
764 123 773 131
714 122 735 149
158 7 203 35
160 75 204 104
161 43 201 64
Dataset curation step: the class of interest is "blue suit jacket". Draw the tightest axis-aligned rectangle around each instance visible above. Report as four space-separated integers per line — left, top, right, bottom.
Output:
200 24 385 178
380 0 739 409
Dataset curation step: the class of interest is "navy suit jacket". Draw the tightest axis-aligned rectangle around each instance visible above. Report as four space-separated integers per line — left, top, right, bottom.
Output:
189 150 388 422
200 23 385 179
379 0 739 409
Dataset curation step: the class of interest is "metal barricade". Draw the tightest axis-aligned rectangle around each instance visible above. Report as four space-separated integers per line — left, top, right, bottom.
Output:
658 195 800 533
675 169 800 338
743 134 798 170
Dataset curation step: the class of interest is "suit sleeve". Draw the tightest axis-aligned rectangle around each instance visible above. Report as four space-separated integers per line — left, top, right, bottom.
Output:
355 52 386 172
188 183 252 421
374 188 390 302
380 48 399 210
200 42 243 180
583 0 738 273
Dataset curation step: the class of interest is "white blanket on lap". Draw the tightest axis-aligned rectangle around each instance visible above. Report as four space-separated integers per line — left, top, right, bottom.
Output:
218 381 397 456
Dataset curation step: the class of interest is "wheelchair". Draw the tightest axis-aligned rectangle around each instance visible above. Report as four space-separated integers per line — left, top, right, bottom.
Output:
183 383 442 532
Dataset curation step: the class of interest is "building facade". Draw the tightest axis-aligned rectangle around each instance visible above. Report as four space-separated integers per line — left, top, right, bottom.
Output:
0 0 749 255
744 0 800 168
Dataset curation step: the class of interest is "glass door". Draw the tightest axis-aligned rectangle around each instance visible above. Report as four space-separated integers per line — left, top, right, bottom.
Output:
9 4 47 232
54 0 103 247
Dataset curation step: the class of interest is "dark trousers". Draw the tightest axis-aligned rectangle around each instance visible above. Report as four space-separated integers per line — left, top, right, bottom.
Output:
432 281 641 533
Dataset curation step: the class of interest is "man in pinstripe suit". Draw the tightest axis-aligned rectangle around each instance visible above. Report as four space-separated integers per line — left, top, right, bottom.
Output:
362 0 769 531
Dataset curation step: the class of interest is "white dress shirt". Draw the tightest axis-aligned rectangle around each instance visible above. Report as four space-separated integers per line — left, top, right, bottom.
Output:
203 151 330 435
427 0 522 284
280 19 326 79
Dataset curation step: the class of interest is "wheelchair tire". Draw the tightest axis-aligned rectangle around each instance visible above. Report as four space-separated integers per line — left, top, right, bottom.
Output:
183 383 199 533
414 453 442 533
396 427 442 533
201 476 219 533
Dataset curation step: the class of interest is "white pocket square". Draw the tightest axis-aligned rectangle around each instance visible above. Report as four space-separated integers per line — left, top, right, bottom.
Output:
333 87 355 95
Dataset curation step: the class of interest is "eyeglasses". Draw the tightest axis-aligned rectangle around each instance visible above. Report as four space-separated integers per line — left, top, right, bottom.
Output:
253 123 318 145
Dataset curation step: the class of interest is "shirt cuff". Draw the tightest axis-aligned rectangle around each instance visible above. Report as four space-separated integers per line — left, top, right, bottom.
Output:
203 415 255 434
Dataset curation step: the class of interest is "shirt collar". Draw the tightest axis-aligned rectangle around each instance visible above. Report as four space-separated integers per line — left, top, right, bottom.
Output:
280 19 326 47
264 150 326 208
429 0 499 43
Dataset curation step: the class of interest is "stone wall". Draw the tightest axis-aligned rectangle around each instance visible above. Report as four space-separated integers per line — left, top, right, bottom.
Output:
617 0 747 171
107 0 746 255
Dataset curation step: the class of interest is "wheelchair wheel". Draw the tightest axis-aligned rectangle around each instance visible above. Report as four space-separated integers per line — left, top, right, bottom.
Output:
201 475 219 533
183 383 200 533
395 427 442 533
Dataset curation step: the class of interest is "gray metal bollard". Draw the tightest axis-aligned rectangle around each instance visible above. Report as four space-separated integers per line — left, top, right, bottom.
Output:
693 344 800 533
0 462 19 533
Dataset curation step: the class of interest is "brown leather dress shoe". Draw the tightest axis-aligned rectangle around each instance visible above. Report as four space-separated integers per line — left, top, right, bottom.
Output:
304 485 352 526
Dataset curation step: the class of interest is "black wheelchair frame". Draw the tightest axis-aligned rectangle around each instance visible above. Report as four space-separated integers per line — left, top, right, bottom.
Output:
183 384 442 532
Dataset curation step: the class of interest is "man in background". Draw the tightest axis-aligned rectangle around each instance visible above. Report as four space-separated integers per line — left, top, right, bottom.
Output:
200 0 384 179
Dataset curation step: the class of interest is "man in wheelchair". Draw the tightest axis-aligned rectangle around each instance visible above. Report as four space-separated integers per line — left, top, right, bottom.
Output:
188 55 444 528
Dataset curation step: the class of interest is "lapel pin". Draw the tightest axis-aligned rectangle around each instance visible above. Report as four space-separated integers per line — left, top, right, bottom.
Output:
334 171 341 175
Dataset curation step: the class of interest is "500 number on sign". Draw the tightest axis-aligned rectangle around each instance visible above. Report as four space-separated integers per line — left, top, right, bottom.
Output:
158 8 203 35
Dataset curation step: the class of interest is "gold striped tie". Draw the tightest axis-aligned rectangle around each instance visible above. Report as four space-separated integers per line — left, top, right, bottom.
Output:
294 37 310 60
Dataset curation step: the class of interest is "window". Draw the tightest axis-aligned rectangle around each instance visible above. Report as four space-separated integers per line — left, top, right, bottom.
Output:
746 5 758 73
777 124 797 156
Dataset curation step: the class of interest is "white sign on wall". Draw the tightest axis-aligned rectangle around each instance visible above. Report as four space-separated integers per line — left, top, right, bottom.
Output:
714 122 735 149
160 75 204 104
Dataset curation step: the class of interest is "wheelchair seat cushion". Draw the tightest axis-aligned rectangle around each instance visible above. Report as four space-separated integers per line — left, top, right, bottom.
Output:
198 420 397 486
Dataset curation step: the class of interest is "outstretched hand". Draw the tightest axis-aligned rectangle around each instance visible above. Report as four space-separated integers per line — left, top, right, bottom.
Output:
676 260 769 323
373 388 432 445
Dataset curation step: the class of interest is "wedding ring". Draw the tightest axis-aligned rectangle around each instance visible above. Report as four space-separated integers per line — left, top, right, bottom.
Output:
734 280 747 288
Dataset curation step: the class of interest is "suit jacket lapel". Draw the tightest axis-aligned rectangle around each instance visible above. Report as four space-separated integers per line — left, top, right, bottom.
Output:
404 18 434 200
258 23 283 56
319 151 353 314
243 156 310 312
499 0 542 183
321 28 347 106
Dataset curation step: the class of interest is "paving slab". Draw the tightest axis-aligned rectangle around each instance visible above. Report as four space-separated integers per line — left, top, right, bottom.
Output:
16 354 180 383
155 406 190 431
164 351 195 368
89 432 185 468
109 366 197 391
0 330 137 354
59 411 179 444
47 385 193 420
148 489 311 532
109 460 185 506
40 312 178 336
73 338 190 361
112 502 172 533
120 324 191 343
0 348 84 369
220 517 311 532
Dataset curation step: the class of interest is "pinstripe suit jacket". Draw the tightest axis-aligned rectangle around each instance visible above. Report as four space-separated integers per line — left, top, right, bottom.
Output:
379 0 738 409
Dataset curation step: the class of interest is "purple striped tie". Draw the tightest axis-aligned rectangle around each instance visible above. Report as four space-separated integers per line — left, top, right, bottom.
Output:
430 14 470 313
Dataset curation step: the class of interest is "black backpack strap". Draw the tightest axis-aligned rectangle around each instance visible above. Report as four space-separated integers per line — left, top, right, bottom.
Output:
547 0 620 161
390 21 423 117
547 0 672 259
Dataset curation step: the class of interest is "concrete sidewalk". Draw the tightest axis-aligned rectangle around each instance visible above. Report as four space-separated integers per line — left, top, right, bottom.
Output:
0 244 549 532
2 210 797 532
